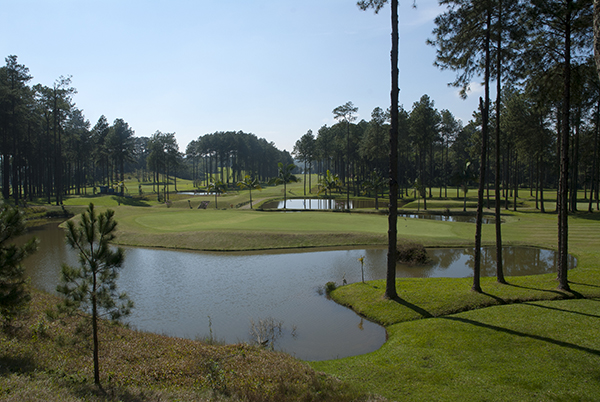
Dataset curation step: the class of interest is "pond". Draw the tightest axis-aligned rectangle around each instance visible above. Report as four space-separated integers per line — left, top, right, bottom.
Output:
21 223 574 361
261 198 381 210
398 213 496 224
177 191 218 196
261 199 494 223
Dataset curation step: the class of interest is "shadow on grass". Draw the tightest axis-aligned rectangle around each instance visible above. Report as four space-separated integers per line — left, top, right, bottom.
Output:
570 281 600 289
517 209 557 216
480 291 508 305
112 196 150 207
71 383 150 402
522 302 600 319
441 316 600 356
570 211 600 221
505 282 567 297
0 355 36 375
390 296 433 318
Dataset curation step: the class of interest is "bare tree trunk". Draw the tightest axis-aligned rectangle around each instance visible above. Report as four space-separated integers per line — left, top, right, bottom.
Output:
513 151 518 212
473 6 492 294
385 0 399 300
571 117 580 212
92 277 100 386
541 156 546 213
590 100 600 212
535 157 539 209
558 2 572 291
495 0 505 284
594 0 600 81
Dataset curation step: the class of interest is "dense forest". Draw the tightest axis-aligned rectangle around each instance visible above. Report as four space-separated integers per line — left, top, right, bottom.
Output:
1 0 599 213
0 55 293 205
291 79 599 213
292 0 600 215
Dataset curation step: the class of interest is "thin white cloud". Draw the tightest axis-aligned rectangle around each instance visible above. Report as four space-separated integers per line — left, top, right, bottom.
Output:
400 0 442 29
460 82 484 98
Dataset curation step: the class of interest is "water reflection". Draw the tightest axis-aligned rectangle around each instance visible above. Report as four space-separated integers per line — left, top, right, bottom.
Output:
20 224 574 361
261 198 382 210
401 247 576 278
398 213 495 224
260 199 494 223
21 224 386 361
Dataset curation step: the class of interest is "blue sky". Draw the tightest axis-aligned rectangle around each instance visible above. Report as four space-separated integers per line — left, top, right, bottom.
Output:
3 0 481 153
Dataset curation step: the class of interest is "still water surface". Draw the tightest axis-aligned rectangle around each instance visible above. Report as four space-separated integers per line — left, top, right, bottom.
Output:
261 198 379 210
262 199 494 223
22 223 573 361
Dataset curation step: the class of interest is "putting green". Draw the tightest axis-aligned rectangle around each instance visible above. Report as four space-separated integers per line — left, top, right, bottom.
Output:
108 207 471 251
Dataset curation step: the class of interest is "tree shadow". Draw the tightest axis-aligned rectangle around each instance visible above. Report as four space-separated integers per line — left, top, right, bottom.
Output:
441 316 600 356
505 282 567 297
70 383 150 402
390 296 433 318
517 209 557 216
0 355 36 375
479 291 508 305
112 196 150 207
569 281 600 289
522 302 600 319
570 211 600 222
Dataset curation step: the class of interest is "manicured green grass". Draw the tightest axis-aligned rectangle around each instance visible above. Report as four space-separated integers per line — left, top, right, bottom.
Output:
12 183 600 401
311 299 600 401
307 192 600 401
326 271 600 327
106 206 489 251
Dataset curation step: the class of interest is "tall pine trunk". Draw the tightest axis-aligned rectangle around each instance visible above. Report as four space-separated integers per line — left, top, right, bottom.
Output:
495 0 505 284
385 0 399 300
589 100 599 212
557 1 572 291
473 4 492 294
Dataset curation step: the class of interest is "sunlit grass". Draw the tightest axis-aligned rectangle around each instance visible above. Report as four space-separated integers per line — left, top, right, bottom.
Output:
309 188 600 401
12 182 600 400
311 298 600 402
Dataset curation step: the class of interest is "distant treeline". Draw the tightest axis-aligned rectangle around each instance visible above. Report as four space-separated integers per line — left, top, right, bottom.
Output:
0 55 292 204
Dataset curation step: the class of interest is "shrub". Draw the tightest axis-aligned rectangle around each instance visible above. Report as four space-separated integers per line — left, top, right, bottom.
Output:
325 281 337 295
397 243 430 265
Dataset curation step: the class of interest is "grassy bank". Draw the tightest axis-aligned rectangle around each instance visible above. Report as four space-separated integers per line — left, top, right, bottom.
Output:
311 298 600 401
6 183 600 401
0 290 375 402
310 206 600 401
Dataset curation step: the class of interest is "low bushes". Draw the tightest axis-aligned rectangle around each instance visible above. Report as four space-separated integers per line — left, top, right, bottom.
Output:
396 243 430 265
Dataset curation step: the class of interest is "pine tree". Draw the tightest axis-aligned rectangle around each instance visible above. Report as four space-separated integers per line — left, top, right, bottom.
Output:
57 203 133 386
357 0 400 299
0 204 37 324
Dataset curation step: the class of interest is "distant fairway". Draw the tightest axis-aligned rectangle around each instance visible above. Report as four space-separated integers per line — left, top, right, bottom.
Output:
108 206 485 251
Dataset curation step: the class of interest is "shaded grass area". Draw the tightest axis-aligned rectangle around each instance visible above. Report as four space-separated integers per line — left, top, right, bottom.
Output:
0 290 378 402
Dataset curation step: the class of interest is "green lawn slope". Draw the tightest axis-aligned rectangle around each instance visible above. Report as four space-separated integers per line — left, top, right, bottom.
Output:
5 183 600 401
308 195 600 401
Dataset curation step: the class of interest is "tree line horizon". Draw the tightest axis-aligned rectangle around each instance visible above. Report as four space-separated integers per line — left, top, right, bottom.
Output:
1 0 599 219
1 0 598 302
1 53 598 214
